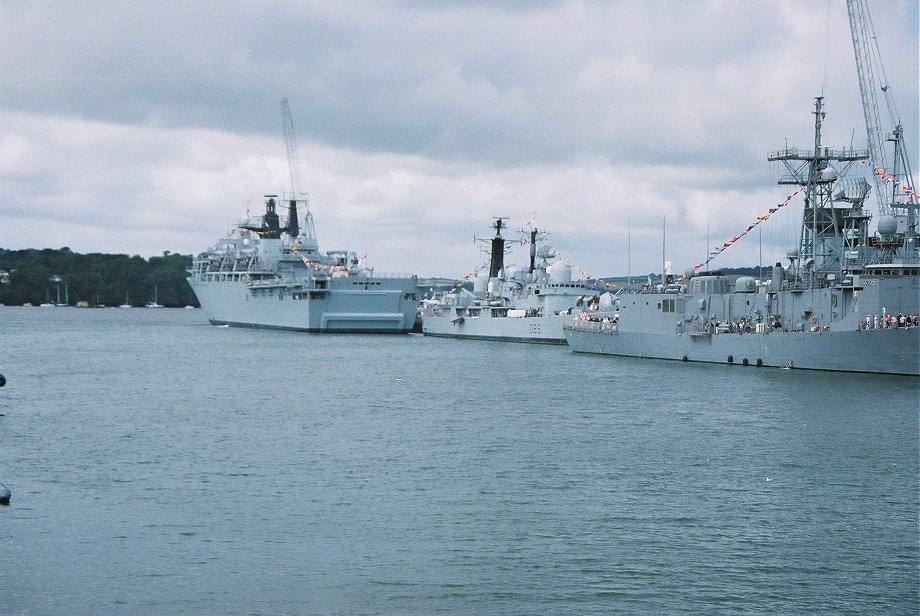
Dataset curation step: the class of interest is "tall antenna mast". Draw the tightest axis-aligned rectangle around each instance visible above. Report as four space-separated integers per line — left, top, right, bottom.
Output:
661 216 666 284
627 215 631 291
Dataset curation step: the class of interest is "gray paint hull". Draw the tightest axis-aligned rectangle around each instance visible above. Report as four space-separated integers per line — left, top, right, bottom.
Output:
564 321 920 375
188 277 418 333
422 314 570 344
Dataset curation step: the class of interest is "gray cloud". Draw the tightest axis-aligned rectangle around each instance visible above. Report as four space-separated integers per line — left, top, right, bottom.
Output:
0 0 916 276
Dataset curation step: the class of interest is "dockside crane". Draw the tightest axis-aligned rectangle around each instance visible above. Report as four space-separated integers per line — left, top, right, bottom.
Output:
280 97 314 239
846 0 916 253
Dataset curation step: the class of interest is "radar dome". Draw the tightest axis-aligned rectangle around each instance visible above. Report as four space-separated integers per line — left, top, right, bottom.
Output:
877 215 898 236
547 260 571 283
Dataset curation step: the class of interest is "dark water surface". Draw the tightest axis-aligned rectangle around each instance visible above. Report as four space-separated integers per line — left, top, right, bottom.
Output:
1 306 917 614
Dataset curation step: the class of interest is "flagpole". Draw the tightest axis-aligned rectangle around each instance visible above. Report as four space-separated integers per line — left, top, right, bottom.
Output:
627 215 631 292
661 216 666 285
704 218 709 272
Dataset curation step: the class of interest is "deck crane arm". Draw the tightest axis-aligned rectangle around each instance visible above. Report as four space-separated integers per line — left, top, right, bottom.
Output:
280 97 315 239
281 97 302 200
846 0 916 219
846 0 887 210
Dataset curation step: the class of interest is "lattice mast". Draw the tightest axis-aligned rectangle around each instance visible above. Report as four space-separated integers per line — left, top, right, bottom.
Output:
768 97 867 278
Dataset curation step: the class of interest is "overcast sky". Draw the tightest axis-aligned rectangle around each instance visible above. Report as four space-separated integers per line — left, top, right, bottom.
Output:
1 0 917 278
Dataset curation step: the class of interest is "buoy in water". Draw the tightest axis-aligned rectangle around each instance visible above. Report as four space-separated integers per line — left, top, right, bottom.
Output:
0 373 5 387
0 483 10 505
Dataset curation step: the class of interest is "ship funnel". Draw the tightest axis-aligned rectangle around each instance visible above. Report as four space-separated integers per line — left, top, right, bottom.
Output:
287 199 299 237
529 227 537 273
488 218 507 279
771 262 783 291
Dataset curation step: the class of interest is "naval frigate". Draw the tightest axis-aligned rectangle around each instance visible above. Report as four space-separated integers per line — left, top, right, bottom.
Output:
187 195 420 333
564 96 919 376
421 218 608 343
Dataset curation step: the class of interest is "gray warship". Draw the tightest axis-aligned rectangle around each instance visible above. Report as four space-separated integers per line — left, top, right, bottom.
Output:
187 195 420 333
421 218 606 343
564 96 919 375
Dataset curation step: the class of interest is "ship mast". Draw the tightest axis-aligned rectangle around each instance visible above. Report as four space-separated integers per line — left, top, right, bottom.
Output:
768 97 867 279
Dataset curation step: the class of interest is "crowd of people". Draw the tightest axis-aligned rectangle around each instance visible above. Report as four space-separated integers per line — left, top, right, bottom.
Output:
861 313 919 329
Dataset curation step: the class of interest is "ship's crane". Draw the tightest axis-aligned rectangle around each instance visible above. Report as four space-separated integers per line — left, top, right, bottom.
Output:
846 0 916 248
280 97 314 239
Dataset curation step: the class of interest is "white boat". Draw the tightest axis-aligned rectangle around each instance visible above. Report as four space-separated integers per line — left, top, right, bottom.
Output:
146 286 164 308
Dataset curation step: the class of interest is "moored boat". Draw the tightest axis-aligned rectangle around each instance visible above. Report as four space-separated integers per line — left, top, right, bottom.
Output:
187 195 420 333
564 97 919 376
422 218 608 344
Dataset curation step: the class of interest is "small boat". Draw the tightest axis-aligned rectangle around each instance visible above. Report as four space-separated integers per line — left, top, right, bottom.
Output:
145 286 164 308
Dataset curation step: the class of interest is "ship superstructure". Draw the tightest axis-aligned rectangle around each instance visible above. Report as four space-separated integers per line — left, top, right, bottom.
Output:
188 195 420 333
564 98 919 375
422 218 608 343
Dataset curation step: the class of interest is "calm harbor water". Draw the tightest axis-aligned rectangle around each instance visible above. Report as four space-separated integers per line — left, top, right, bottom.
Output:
1 305 918 614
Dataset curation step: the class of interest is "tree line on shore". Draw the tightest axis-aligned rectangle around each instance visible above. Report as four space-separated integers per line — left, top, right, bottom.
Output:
0 248 198 308
0 246 770 308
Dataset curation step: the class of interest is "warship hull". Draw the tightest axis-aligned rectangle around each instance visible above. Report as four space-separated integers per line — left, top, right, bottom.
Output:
420 218 603 344
189 276 419 333
564 93 920 377
422 313 571 344
564 321 919 375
